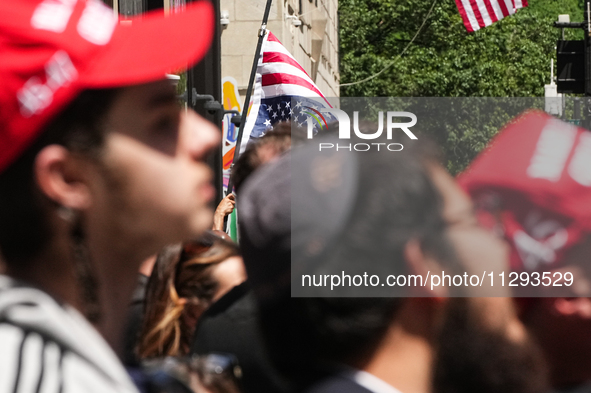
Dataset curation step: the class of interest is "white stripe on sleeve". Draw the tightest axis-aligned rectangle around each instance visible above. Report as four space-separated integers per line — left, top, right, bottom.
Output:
0 324 24 393
62 352 114 393
39 341 61 393
17 332 44 393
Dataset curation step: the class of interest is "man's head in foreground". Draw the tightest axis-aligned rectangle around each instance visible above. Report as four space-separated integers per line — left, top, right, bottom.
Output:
238 132 547 393
460 111 591 390
0 0 218 354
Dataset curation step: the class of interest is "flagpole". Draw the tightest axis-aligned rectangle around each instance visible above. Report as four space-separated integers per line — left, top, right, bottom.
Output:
226 0 273 195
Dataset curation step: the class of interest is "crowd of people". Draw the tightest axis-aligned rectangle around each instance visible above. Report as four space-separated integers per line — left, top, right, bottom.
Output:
1 1 591 393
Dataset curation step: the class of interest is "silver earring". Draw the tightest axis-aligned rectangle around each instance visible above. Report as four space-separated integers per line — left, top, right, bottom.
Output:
57 206 76 222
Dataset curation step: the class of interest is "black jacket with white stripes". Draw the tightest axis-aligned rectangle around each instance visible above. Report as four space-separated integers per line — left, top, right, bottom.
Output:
0 275 139 393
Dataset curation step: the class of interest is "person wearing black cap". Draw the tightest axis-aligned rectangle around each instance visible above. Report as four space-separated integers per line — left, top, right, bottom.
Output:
0 0 218 391
237 133 547 393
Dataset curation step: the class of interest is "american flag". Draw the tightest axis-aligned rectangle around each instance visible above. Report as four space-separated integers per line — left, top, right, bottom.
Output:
455 0 528 33
239 31 333 152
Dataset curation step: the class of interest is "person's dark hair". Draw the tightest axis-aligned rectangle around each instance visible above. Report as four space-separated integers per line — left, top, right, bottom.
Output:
316 136 457 288
289 297 403 368
231 122 305 193
255 130 460 387
138 233 240 359
0 89 120 269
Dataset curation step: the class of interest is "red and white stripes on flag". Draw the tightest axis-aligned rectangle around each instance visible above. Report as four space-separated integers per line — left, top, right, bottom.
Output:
455 0 528 32
260 32 329 102
239 31 331 152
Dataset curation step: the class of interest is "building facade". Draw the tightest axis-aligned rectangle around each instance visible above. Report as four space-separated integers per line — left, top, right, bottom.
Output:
105 0 339 97
220 0 339 98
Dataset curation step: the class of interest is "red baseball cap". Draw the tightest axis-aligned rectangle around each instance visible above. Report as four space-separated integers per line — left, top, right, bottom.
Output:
459 111 591 272
0 0 214 173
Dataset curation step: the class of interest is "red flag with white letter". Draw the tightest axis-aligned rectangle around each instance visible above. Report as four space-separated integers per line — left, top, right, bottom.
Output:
459 111 591 272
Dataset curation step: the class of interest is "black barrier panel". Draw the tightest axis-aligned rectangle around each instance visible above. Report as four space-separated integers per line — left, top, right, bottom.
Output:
557 40 585 94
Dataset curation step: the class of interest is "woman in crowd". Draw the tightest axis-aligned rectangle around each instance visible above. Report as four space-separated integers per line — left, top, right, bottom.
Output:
138 231 246 359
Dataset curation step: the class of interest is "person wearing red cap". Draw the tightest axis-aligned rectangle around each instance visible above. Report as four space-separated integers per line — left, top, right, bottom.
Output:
460 111 591 393
0 0 218 391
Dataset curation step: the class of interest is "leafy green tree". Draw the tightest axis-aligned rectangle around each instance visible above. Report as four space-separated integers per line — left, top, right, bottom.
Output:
340 0 583 97
339 0 584 172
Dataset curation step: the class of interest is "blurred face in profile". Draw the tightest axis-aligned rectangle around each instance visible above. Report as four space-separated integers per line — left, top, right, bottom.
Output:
178 244 246 332
209 255 247 302
86 80 220 262
428 165 548 393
